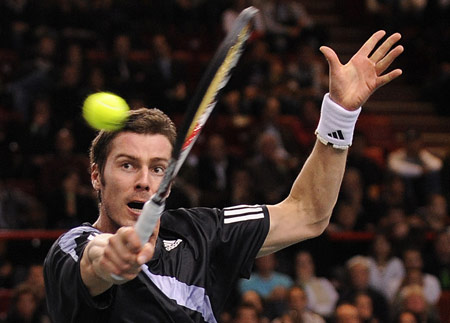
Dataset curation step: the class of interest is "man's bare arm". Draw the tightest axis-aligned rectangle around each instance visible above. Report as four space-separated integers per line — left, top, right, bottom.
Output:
260 31 404 256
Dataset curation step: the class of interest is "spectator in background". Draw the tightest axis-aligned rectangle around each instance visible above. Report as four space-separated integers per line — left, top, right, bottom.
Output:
105 33 146 98
0 176 45 229
274 285 326 323
388 248 441 306
233 39 271 91
146 33 187 115
197 133 238 208
353 291 380 323
230 168 259 205
333 302 361 323
51 63 84 127
287 43 327 98
24 96 57 166
232 302 264 323
0 241 14 289
339 256 390 323
248 132 291 204
339 168 375 230
442 146 450 207
392 310 419 323
346 131 384 209
3 282 49 323
378 206 426 255
258 0 318 53
38 127 90 195
239 253 293 319
378 174 409 214
239 290 270 322
294 250 338 318
45 170 97 229
395 284 441 323
257 95 306 163
367 232 405 299
416 193 449 232
425 228 450 290
222 0 265 38
7 33 58 121
327 200 364 233
387 129 443 210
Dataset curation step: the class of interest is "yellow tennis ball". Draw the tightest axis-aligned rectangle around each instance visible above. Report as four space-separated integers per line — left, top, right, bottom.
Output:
82 92 129 131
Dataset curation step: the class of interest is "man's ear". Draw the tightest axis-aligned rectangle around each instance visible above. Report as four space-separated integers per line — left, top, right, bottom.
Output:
91 164 101 191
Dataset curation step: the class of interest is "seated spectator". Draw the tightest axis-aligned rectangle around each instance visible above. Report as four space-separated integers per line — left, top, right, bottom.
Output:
339 256 390 323
333 302 361 323
240 290 269 322
346 131 384 211
38 127 91 196
275 285 326 323
294 250 338 318
416 193 449 232
4 282 49 323
45 170 97 229
395 284 441 323
239 253 293 319
327 200 365 233
392 310 419 323
353 291 380 323
387 129 443 210
248 132 292 204
0 241 14 289
0 176 46 229
197 133 239 208
378 206 426 255
258 0 319 53
367 232 405 299
232 302 266 323
425 228 450 290
387 248 441 306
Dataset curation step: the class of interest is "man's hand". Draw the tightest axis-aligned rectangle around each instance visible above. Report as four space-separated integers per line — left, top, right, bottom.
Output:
320 30 404 110
81 227 156 296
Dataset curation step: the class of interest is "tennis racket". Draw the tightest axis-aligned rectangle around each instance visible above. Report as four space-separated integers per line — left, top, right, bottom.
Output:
134 6 259 245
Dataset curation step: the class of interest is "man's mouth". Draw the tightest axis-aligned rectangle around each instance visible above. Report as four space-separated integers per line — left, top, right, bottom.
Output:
127 201 145 214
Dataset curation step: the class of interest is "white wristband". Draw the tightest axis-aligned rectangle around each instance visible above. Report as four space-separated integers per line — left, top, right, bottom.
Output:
315 93 361 150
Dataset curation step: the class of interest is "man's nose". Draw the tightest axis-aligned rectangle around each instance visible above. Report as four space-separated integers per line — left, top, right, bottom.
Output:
135 168 151 192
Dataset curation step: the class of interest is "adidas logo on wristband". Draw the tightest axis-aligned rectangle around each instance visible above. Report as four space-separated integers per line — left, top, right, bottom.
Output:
315 93 361 150
328 130 345 140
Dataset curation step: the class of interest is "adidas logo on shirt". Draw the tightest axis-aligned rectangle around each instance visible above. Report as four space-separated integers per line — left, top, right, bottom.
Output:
163 239 182 251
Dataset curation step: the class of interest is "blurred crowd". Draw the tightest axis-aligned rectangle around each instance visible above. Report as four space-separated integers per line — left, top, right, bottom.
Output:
0 0 449 322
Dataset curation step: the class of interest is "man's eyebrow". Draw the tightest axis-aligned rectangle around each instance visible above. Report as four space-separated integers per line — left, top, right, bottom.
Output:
114 154 169 163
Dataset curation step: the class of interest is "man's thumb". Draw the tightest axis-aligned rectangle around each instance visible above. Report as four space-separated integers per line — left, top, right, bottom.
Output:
319 46 340 67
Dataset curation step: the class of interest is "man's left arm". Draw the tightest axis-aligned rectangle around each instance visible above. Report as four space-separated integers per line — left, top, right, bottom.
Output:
260 30 404 256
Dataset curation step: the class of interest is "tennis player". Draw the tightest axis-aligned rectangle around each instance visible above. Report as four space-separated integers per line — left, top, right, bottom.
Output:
44 30 403 322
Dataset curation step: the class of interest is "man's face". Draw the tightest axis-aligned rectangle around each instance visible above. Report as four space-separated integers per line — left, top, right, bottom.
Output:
92 132 172 232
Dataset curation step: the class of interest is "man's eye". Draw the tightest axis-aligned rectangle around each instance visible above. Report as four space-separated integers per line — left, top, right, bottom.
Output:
153 166 165 175
122 163 133 170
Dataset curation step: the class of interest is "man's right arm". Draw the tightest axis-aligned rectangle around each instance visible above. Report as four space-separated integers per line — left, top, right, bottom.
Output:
80 227 156 296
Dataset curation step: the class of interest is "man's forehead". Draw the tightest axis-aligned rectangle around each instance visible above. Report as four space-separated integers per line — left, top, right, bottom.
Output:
108 132 172 157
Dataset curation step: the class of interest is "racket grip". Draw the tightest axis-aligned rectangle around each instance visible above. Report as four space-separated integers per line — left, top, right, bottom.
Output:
135 198 165 246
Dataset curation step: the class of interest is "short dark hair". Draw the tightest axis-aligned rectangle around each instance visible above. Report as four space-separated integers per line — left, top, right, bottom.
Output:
89 108 176 177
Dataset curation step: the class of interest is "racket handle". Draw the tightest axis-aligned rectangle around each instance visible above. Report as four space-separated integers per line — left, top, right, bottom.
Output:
135 198 165 246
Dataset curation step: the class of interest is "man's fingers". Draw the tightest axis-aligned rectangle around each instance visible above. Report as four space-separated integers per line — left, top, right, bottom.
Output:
137 243 155 265
370 32 402 63
376 45 404 75
116 227 142 252
319 46 341 68
356 30 386 57
376 68 403 89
